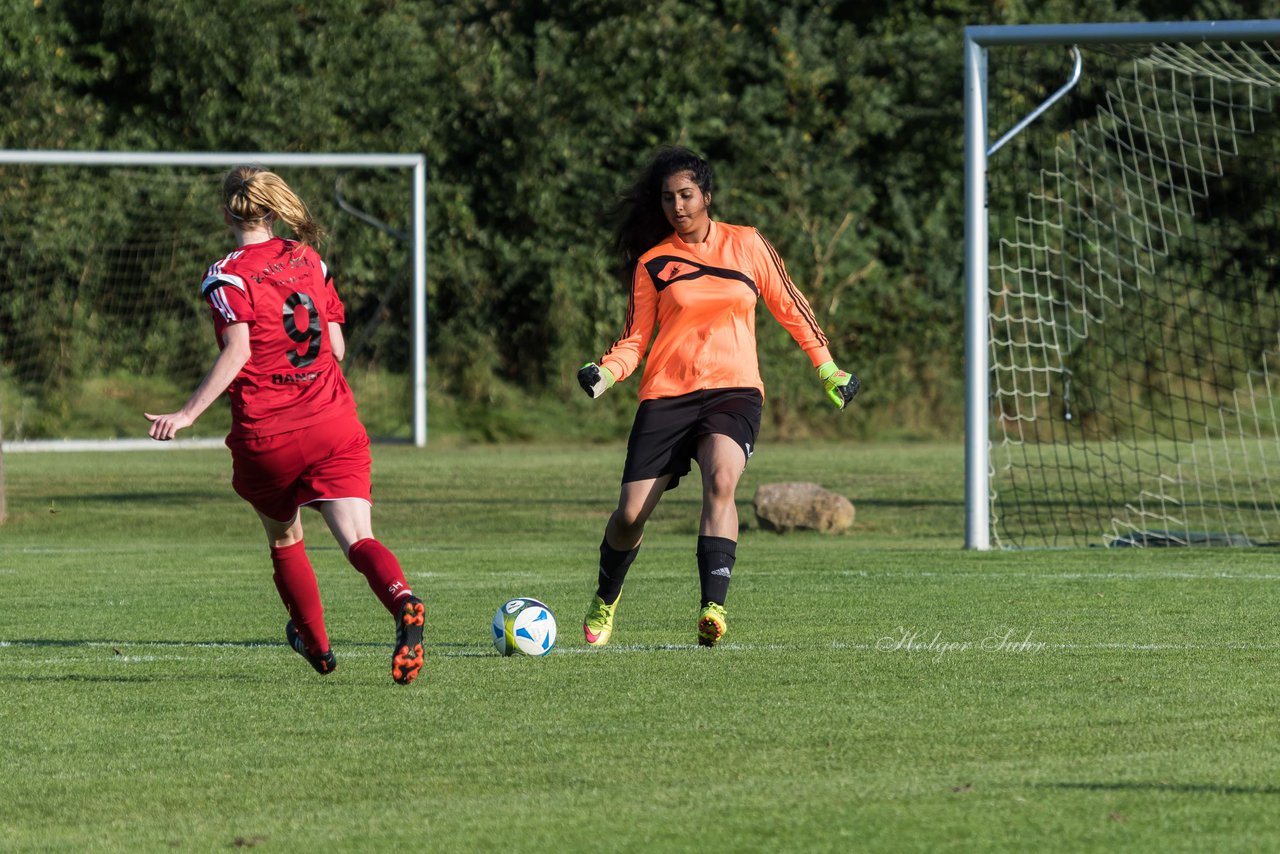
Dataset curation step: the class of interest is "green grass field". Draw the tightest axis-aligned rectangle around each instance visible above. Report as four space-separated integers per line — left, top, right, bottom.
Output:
2 441 1278 852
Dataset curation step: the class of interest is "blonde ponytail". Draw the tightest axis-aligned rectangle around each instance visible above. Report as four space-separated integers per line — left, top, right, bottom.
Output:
222 165 326 246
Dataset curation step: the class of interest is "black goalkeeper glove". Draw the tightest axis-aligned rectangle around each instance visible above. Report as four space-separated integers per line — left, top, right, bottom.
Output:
577 362 616 399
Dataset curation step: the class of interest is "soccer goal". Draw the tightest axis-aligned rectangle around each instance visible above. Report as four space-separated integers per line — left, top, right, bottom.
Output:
0 150 427 450
966 20 1280 549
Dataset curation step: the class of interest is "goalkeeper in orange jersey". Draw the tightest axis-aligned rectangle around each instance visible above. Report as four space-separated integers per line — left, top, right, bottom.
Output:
577 145 859 648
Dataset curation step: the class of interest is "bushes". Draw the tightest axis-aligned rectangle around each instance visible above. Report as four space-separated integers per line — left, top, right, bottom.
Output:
4 0 1255 440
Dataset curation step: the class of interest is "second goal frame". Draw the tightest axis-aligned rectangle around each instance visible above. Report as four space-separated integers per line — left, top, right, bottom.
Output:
964 19 1280 549
0 149 429 448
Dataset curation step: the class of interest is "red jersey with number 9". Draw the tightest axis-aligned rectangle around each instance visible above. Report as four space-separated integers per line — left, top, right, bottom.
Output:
201 236 358 439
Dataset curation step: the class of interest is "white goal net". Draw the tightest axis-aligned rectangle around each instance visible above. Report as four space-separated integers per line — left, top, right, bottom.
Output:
967 22 1280 548
0 151 426 449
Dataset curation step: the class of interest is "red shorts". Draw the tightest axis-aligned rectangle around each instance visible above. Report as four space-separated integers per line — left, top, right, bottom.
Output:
227 416 372 523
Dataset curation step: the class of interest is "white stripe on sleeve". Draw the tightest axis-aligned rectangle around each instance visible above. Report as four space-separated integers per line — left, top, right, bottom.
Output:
209 286 237 322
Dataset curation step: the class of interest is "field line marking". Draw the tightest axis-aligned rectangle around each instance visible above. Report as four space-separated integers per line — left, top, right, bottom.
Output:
4 638 1279 669
837 570 1280 581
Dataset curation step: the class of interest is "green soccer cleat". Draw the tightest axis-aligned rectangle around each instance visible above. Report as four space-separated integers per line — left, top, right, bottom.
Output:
583 594 620 646
697 602 727 647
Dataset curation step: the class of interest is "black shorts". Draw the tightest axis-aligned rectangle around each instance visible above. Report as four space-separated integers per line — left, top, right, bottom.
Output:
621 388 763 491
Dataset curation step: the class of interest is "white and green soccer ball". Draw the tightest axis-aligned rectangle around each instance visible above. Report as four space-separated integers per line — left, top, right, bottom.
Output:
492 597 557 657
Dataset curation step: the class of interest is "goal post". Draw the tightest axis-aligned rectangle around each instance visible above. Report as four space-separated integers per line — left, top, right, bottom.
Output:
0 150 428 449
965 20 1280 549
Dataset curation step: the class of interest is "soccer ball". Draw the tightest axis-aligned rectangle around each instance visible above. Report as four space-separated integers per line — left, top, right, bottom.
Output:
491 598 557 657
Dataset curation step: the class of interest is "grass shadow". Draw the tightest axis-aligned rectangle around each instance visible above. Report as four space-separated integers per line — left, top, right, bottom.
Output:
1 637 491 650
0 673 266 684
1041 781 1280 796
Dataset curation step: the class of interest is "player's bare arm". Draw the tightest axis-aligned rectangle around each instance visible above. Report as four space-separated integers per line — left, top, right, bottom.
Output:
145 322 251 440
328 321 345 361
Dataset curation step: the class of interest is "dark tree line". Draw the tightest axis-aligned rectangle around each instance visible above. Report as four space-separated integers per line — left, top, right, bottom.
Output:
2 0 1275 440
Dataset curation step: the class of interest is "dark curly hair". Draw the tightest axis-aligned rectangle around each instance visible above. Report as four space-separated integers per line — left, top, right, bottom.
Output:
612 146 715 269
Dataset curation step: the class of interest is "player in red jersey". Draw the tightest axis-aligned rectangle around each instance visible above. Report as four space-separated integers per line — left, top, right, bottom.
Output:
146 166 425 685
577 146 860 648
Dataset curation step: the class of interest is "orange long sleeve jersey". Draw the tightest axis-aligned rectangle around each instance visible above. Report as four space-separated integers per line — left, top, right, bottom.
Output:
599 220 834 401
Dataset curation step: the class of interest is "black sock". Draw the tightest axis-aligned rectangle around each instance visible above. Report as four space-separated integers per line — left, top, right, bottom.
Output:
596 538 638 605
696 536 737 607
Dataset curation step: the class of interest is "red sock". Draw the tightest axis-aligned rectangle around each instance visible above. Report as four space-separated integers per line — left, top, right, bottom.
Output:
348 538 413 615
271 540 330 654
